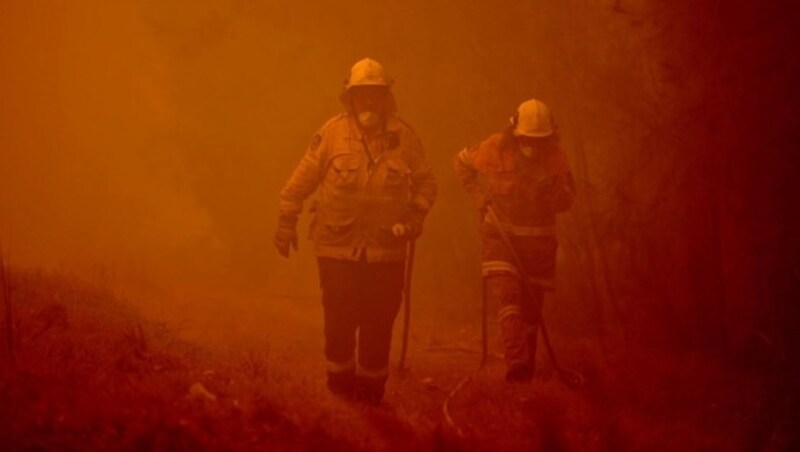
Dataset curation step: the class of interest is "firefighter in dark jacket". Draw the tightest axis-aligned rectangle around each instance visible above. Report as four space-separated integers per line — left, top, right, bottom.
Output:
454 98 575 382
274 58 437 403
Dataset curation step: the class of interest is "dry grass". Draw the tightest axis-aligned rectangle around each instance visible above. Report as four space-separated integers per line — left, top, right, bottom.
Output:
0 269 336 450
0 268 787 451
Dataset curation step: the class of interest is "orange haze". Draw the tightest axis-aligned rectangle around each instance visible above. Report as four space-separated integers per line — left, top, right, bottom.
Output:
1 0 798 354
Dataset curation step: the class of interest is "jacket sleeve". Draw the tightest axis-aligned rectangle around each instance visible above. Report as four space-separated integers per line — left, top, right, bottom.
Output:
543 150 576 213
453 145 487 210
405 133 437 214
278 131 326 221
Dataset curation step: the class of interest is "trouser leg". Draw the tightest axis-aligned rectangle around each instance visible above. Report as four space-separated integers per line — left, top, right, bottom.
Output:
486 273 536 381
355 259 405 403
318 258 358 395
521 284 543 372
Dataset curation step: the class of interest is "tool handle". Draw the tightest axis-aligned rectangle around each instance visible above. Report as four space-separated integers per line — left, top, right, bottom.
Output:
397 239 416 375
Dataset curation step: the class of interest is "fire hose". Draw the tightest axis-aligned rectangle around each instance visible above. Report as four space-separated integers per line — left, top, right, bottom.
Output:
443 205 585 440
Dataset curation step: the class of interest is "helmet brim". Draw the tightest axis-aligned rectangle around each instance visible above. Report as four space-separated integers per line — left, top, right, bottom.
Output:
513 128 553 138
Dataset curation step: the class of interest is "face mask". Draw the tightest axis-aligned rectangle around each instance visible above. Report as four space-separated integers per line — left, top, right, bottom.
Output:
357 111 380 129
520 145 535 158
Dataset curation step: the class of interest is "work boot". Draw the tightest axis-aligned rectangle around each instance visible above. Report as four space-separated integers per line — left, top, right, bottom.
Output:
354 375 386 405
506 362 533 383
327 371 356 398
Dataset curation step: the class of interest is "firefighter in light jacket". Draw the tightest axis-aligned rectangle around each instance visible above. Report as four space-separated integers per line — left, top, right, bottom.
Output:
274 58 437 403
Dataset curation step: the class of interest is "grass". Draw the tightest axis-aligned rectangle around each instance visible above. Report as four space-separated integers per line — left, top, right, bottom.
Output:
0 269 319 450
0 267 789 450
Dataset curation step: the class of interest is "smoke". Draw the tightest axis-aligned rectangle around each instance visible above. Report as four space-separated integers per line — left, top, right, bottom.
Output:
2 1 796 350
1 2 210 279
0 0 538 296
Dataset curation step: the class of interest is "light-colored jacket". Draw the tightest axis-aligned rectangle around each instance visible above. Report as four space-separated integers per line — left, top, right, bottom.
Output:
279 113 437 262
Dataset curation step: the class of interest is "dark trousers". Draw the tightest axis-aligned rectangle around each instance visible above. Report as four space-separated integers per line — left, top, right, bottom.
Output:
317 256 405 400
486 274 543 372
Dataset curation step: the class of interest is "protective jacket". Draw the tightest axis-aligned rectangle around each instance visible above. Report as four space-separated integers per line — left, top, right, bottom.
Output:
279 113 437 262
454 130 575 289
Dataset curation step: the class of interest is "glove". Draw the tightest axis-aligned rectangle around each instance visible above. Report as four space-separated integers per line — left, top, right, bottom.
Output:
391 205 426 240
391 223 411 238
475 194 491 221
274 215 298 258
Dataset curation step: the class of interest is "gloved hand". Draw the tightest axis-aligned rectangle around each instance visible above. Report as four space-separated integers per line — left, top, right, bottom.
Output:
274 215 298 258
391 223 411 238
392 205 426 240
476 194 491 221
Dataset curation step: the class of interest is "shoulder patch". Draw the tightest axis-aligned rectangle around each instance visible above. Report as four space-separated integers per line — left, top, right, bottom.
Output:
309 133 322 150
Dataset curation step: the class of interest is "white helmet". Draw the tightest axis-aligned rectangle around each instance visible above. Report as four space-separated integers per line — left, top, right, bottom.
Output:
511 98 554 137
344 58 392 89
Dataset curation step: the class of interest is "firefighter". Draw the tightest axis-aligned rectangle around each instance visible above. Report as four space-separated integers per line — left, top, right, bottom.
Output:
274 58 437 403
453 99 575 382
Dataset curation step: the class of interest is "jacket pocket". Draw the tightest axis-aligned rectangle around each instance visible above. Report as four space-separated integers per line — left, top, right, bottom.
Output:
385 159 410 185
314 213 358 247
382 159 411 199
329 155 361 189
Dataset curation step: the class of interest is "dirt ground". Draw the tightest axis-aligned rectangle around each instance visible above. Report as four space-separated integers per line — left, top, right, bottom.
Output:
0 269 793 451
